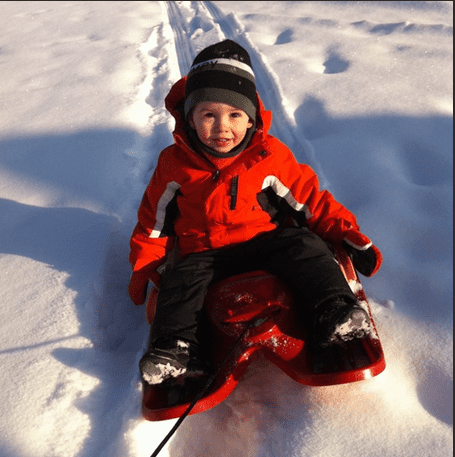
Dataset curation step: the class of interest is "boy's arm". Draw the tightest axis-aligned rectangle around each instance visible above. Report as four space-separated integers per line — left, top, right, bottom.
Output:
271 144 382 276
129 154 180 304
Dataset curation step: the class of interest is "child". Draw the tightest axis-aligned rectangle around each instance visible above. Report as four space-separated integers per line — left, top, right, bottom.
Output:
129 40 382 386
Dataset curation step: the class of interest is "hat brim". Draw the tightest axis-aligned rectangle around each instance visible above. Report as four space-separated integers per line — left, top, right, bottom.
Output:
184 88 257 121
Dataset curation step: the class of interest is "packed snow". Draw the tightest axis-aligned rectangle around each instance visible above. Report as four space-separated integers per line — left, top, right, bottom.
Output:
0 1 452 456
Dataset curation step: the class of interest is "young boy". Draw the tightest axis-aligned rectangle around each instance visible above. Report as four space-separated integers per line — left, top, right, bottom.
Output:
129 40 382 385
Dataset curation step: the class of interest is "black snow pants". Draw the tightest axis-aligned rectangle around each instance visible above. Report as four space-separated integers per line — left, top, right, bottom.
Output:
149 227 357 346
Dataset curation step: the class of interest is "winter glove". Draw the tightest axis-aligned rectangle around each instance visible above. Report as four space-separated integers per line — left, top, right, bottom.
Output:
342 230 382 277
128 267 161 306
128 271 149 306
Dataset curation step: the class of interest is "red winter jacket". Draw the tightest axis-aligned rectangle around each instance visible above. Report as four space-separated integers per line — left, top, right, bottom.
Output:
129 77 377 285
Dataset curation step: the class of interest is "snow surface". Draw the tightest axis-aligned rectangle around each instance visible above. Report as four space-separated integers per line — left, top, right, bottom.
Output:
0 1 452 456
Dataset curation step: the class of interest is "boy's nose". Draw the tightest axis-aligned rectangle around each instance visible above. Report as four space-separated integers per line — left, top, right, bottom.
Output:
215 115 229 131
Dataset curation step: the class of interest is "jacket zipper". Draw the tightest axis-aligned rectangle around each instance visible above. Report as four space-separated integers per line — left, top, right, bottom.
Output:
230 175 239 210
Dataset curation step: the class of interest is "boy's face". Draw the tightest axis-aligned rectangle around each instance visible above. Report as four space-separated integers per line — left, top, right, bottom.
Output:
190 102 253 154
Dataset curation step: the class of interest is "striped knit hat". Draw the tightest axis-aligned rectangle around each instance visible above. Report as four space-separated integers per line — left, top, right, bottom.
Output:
184 40 258 121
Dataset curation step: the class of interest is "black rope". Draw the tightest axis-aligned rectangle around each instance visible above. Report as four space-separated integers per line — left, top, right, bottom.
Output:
150 315 270 457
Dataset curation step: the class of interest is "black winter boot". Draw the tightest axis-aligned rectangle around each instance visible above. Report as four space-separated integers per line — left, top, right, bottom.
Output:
311 300 372 349
139 338 212 385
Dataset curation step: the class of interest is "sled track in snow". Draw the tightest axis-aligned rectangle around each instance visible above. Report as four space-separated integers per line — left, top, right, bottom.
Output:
163 1 326 184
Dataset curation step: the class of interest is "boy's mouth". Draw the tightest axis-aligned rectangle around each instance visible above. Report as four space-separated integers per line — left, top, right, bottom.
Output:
212 138 232 147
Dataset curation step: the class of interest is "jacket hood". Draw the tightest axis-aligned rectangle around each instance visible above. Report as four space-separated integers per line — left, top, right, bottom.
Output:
164 76 273 148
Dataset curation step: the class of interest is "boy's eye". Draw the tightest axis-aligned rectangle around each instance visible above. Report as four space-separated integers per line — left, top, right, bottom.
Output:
199 111 244 120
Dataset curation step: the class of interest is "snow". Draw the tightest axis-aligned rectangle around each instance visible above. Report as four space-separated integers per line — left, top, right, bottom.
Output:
0 1 452 456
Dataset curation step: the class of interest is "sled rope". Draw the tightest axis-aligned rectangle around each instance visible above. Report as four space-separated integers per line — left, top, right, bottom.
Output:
150 315 271 457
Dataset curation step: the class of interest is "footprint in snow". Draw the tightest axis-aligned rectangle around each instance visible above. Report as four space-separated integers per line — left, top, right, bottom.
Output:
274 28 294 45
323 47 350 74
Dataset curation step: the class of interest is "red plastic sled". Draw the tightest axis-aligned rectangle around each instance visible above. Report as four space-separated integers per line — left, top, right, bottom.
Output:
142 245 386 421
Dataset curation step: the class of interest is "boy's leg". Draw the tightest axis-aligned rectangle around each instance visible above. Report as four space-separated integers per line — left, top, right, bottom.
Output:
256 227 356 308
150 249 240 344
140 247 245 384
254 227 370 347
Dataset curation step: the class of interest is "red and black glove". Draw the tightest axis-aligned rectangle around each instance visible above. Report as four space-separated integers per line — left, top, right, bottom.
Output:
342 230 382 277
